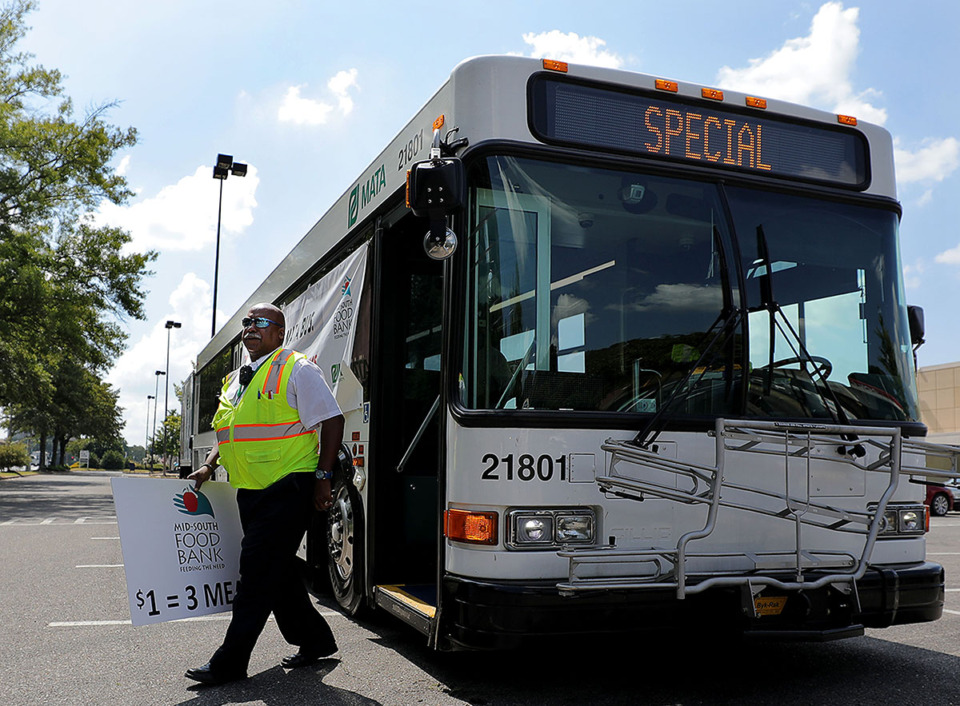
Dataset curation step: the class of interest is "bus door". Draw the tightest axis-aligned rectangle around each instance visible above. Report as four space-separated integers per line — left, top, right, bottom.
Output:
370 210 444 625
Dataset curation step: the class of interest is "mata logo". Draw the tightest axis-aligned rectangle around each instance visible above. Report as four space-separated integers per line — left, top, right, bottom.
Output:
173 487 215 518
347 164 386 228
348 185 359 227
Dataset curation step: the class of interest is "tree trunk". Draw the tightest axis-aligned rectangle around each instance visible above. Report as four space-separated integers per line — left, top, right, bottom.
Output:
38 431 47 470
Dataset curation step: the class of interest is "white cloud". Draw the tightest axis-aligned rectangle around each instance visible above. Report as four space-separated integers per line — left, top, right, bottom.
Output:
894 137 960 185
116 154 131 176
328 69 359 116
935 246 960 266
519 30 623 69
628 283 723 312
902 260 925 290
94 164 259 252
715 2 886 125
110 273 217 446
278 68 359 125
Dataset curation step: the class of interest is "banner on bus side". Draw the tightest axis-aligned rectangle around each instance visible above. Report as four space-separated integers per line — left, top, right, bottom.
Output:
279 243 369 415
111 477 242 626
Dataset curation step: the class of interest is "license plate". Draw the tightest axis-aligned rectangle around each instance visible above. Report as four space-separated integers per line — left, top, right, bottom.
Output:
754 596 788 616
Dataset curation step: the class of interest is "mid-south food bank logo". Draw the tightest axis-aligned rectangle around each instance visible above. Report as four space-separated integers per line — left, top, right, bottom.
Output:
173 487 215 518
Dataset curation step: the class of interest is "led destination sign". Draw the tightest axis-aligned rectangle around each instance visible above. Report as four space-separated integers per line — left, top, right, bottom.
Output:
530 77 868 188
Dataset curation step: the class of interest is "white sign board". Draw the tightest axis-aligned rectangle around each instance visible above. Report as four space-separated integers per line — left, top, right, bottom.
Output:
280 243 368 415
111 477 242 626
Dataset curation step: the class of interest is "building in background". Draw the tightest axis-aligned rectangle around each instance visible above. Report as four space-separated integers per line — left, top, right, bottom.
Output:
919 362 960 444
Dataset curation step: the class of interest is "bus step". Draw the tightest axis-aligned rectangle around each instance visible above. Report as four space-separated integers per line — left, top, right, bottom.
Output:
374 584 436 636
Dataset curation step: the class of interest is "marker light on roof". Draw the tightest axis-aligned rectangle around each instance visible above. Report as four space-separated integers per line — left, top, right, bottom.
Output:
542 59 568 73
655 79 678 92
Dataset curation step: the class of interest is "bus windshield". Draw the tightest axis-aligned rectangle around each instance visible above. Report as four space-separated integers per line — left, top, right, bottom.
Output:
460 154 918 422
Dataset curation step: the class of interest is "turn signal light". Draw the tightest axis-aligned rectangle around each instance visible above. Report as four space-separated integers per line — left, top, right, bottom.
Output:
655 78 678 93
444 508 498 545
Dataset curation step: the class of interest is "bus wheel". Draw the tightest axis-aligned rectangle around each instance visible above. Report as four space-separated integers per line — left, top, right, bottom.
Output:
327 476 365 614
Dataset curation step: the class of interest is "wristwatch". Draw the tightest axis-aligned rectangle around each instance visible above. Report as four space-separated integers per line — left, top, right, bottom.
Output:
315 469 333 480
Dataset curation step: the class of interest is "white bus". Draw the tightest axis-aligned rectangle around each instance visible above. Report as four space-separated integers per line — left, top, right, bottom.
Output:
185 55 958 649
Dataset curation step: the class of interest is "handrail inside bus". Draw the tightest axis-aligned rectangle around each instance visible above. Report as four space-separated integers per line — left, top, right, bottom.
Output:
396 395 440 474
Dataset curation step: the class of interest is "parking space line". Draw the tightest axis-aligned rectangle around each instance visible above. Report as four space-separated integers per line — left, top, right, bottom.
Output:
76 564 123 568
91 537 119 540
49 612 341 628
944 609 960 616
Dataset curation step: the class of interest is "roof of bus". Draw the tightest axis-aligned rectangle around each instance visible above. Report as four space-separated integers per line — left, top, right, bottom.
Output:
196 54 896 370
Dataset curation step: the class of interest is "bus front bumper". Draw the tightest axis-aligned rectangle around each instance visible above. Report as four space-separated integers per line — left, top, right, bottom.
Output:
439 562 944 650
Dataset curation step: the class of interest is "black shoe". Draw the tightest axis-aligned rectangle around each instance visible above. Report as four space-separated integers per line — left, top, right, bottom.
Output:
185 661 247 685
281 644 337 669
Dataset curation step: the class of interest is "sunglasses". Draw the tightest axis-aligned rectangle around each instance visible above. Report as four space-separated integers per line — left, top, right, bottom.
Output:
241 316 281 329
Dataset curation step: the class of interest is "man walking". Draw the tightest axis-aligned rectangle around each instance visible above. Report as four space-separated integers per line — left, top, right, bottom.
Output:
185 302 345 685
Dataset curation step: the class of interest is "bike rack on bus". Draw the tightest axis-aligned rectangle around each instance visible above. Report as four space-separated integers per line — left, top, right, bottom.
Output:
558 418 960 604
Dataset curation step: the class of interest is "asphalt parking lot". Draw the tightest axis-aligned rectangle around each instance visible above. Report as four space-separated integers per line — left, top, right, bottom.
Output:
3 471 960 706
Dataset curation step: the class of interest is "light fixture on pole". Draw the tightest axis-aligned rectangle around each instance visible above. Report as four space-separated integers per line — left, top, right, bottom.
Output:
152 370 164 465
163 320 181 473
145 394 155 465
211 153 248 338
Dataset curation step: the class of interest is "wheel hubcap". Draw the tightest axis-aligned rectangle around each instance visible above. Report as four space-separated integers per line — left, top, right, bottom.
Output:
327 486 355 583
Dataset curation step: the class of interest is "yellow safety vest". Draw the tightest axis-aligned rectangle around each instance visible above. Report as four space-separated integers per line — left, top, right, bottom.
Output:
212 348 318 489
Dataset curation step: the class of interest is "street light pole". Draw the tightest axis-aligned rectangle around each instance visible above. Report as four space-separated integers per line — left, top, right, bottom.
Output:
211 153 248 338
212 177 224 338
152 370 164 466
164 320 181 473
145 394 155 466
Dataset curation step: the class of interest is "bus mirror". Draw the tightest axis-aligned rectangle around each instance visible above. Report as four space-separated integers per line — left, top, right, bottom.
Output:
908 305 925 347
407 157 465 217
407 156 464 260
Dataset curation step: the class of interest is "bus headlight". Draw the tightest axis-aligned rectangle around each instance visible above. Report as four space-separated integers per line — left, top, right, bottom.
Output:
899 509 922 533
869 504 926 537
517 515 554 545
507 508 596 549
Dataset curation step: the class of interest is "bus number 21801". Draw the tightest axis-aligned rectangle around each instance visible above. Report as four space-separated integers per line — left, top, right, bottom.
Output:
481 453 567 481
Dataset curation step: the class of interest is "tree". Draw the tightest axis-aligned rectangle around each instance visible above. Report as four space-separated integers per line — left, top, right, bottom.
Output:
0 1 155 457
151 410 181 468
0 441 29 473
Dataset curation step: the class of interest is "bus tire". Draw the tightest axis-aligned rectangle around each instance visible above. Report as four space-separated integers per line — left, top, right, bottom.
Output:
327 474 365 615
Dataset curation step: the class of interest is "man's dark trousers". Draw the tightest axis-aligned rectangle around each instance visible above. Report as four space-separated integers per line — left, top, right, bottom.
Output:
209 471 336 672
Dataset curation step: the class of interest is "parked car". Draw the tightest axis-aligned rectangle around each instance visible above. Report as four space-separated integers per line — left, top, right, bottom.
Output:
926 483 953 517
947 479 960 507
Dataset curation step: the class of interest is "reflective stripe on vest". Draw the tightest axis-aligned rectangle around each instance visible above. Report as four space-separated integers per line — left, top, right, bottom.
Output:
212 349 318 489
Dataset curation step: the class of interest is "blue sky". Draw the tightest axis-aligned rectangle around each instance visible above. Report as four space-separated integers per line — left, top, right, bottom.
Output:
19 1 960 445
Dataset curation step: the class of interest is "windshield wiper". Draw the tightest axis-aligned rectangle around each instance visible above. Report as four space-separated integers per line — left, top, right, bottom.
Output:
749 225 864 455
634 226 741 448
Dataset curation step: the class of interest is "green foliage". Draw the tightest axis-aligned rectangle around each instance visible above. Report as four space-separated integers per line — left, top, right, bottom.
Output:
0 0 156 452
151 410 181 460
100 449 124 470
0 441 30 470
126 444 145 463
